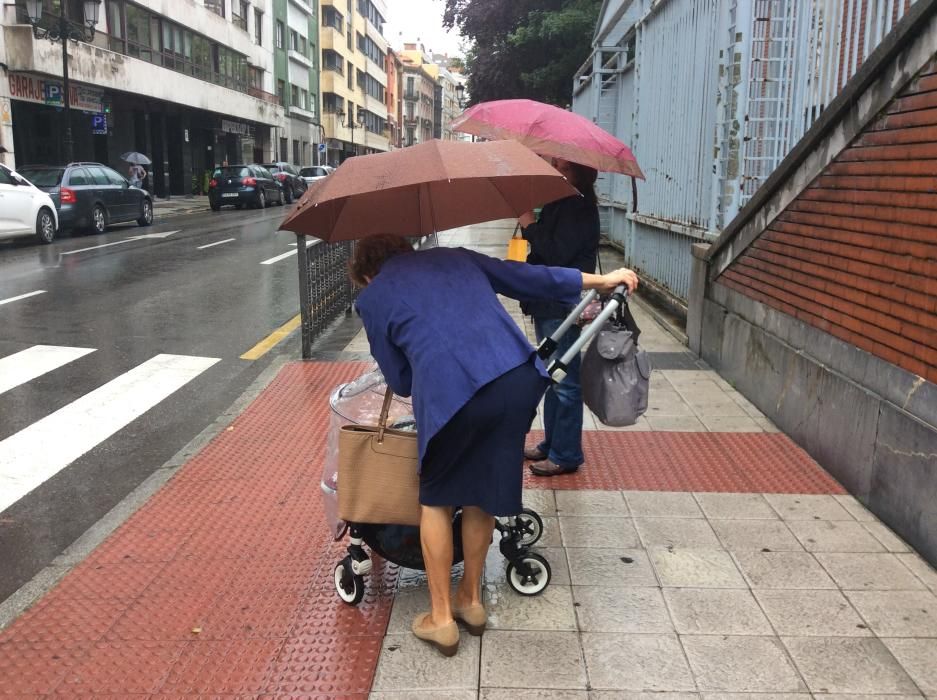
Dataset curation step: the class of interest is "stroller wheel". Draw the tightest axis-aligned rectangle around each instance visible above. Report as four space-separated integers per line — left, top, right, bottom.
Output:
516 508 544 547
506 553 552 596
334 557 365 605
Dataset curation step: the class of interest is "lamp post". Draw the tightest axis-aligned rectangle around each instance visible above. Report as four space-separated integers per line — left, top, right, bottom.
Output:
24 0 102 164
335 107 365 160
456 82 467 109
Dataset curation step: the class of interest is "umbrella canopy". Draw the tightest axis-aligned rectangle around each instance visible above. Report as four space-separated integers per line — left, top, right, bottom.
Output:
120 151 151 165
451 99 644 179
280 139 578 242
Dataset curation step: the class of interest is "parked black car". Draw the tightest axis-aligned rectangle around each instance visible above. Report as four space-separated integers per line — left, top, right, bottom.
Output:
16 162 154 234
209 165 284 211
260 162 307 203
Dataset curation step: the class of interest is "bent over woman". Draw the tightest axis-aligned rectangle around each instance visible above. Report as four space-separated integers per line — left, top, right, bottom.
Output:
351 236 637 657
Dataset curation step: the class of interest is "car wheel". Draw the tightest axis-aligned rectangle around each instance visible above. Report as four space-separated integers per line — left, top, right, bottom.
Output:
277 189 284 206
35 208 56 244
137 199 153 227
256 191 266 209
90 205 107 234
283 185 293 204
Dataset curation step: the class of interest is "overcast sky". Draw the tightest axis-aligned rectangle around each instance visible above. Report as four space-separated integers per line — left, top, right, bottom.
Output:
383 0 466 57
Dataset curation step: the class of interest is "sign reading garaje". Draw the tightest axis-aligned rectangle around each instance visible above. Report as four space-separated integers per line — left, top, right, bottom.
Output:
8 73 104 113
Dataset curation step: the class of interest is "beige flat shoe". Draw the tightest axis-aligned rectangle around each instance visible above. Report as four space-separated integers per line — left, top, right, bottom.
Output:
411 613 459 657
452 602 487 636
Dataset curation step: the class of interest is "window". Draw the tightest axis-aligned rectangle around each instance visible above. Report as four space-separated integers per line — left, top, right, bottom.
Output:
406 76 415 97
323 92 344 114
347 70 353 90
232 1 247 30
322 6 343 32
291 84 300 107
280 137 288 161
300 88 308 110
253 8 262 44
358 0 384 32
0 167 14 186
104 168 127 186
290 29 299 51
250 66 263 89
275 20 284 48
357 72 384 102
293 139 300 165
205 0 225 18
357 32 385 65
406 127 415 146
322 50 343 74
86 166 110 186
66 168 90 186
277 79 286 105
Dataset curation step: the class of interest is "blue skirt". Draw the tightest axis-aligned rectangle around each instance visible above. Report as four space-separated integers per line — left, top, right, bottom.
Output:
419 359 548 516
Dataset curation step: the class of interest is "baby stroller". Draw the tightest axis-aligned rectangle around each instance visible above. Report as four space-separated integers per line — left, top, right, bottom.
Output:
321 367 551 605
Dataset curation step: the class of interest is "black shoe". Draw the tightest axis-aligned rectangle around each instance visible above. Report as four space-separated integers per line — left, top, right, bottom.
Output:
524 447 548 461
529 460 579 477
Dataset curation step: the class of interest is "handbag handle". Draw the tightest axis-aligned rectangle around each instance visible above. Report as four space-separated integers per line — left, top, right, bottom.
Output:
377 386 394 443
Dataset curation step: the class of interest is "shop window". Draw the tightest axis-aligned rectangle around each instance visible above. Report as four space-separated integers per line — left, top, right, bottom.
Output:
253 8 262 44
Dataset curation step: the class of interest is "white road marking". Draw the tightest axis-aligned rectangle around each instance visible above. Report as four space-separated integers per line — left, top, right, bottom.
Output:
0 353 220 513
0 345 95 396
62 230 181 255
261 239 317 265
197 238 235 250
0 290 46 306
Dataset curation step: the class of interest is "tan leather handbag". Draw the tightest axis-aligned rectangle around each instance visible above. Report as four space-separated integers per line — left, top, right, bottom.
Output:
338 387 423 526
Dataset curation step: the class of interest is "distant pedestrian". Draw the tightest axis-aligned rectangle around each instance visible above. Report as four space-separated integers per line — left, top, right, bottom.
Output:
128 163 145 188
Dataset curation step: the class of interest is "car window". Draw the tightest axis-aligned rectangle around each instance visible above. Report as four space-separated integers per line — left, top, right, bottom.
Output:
299 167 316 177
0 167 14 186
285 164 298 175
16 168 63 187
102 168 127 186
263 164 281 174
215 166 251 178
85 166 111 186
67 168 91 186
252 166 271 179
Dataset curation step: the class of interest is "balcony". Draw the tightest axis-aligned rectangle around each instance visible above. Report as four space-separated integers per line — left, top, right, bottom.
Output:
289 104 318 123
248 86 281 105
289 50 314 70
288 0 315 16
403 90 419 101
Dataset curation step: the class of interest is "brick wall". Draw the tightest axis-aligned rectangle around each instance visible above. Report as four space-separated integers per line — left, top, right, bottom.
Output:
717 55 937 383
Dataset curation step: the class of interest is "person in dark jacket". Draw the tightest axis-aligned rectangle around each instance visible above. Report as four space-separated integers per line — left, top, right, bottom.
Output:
518 158 600 476
351 236 637 657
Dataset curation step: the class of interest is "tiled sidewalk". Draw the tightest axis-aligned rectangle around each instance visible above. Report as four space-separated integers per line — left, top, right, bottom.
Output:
1 223 935 698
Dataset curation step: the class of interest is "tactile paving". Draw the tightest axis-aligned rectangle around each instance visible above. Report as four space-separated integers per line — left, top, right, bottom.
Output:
0 360 844 697
523 429 845 493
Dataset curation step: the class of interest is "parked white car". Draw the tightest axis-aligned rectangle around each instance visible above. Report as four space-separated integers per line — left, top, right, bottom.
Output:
299 165 334 186
0 163 58 244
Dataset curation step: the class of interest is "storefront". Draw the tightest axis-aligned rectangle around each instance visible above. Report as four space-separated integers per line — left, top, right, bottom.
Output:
8 72 272 197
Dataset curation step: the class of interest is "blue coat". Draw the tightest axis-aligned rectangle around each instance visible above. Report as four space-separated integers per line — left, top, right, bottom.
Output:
355 246 582 462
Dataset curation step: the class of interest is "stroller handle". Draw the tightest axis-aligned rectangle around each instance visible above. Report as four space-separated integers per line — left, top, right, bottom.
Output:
546 285 629 382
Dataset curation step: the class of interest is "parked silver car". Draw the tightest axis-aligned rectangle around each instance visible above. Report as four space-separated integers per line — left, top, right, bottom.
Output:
299 165 334 186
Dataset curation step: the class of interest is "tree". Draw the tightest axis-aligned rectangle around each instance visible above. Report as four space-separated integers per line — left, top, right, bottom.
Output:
444 0 601 107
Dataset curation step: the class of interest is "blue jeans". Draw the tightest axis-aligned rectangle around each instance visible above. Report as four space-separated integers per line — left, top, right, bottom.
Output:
534 317 584 469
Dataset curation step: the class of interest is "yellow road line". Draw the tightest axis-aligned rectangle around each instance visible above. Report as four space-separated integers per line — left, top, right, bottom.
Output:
240 314 302 360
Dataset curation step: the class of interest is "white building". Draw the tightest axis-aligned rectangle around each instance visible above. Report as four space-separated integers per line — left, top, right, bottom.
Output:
1 0 287 196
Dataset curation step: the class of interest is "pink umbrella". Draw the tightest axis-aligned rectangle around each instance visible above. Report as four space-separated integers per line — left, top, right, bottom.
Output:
451 99 644 179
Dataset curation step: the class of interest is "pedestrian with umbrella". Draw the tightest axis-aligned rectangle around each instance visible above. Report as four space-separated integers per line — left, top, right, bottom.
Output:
452 99 644 477
121 151 151 189
280 140 638 656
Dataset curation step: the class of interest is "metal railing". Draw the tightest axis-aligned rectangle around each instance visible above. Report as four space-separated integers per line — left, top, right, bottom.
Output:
573 0 917 302
296 237 358 358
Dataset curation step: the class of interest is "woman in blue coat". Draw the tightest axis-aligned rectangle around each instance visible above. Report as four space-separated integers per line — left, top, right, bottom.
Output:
351 235 637 656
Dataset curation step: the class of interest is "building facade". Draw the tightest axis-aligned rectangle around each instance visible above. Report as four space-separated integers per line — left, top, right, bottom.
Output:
1 0 288 197
319 0 389 166
399 43 434 146
271 0 321 167
384 46 402 149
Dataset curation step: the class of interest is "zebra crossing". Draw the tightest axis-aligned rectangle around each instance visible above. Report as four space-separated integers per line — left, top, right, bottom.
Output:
0 345 220 514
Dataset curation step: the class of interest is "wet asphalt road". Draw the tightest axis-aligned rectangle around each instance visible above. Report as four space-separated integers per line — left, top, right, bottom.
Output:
0 203 311 601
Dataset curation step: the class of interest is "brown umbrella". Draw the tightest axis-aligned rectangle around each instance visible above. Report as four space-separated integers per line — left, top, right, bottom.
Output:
279 139 577 242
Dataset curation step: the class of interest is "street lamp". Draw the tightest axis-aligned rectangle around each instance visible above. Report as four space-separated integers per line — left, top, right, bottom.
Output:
24 0 102 164
335 107 365 158
456 83 467 109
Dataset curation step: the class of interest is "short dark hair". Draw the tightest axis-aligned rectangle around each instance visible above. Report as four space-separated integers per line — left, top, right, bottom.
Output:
349 234 413 287
567 162 598 205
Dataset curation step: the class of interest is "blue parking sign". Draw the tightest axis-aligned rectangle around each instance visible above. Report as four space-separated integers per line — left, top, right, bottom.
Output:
92 113 107 134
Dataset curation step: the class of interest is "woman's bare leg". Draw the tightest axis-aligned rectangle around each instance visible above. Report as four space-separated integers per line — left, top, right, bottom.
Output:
456 505 495 607
420 504 456 627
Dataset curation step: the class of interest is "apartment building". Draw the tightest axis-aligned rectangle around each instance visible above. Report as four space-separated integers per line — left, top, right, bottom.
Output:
384 46 402 149
398 42 434 146
319 0 389 166
1 0 287 196
271 0 321 166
